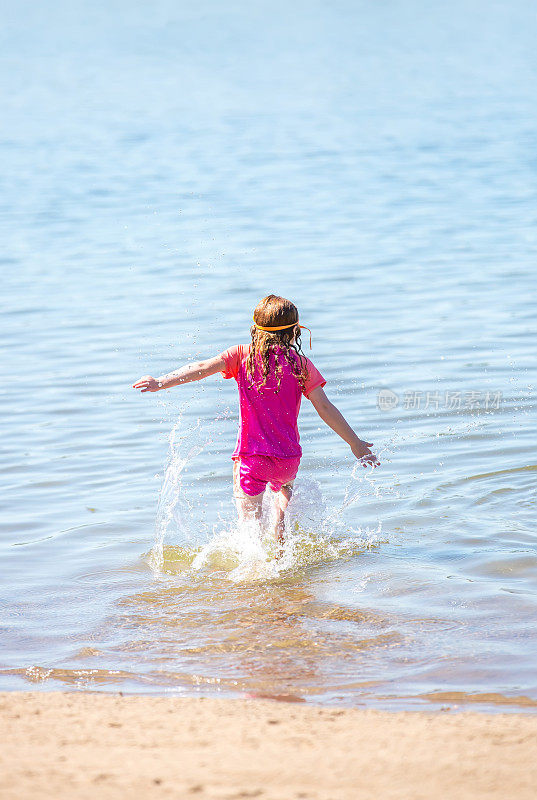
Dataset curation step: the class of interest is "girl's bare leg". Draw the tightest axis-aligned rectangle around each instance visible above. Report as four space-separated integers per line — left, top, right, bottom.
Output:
233 459 263 523
274 483 293 546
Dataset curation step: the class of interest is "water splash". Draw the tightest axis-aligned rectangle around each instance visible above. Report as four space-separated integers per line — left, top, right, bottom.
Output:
148 416 207 574
192 516 282 581
173 471 384 583
148 420 390 582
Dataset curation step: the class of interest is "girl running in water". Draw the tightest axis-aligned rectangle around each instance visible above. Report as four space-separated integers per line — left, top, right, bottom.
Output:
133 295 379 545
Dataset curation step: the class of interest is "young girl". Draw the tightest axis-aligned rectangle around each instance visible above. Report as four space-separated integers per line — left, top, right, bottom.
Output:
133 295 379 545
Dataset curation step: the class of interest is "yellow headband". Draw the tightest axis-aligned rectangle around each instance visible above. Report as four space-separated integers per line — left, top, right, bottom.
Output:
253 318 312 349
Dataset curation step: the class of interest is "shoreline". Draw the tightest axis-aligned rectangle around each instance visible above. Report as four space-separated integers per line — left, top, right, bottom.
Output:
1 691 536 799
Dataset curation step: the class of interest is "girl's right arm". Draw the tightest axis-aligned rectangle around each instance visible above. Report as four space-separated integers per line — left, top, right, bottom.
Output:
133 354 226 393
307 386 380 467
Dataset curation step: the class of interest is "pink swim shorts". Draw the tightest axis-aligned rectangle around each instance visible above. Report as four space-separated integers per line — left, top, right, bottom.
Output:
233 454 301 497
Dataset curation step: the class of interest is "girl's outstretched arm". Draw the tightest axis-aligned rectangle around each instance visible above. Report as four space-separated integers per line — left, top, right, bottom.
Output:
307 386 380 467
133 354 226 393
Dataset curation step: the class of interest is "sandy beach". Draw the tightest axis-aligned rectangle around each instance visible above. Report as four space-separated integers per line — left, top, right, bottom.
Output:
1 692 536 800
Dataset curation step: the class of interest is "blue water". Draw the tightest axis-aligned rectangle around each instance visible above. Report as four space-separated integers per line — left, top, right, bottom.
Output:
1 0 536 711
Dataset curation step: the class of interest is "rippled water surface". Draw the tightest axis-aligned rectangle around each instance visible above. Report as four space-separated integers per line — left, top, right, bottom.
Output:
1 0 536 712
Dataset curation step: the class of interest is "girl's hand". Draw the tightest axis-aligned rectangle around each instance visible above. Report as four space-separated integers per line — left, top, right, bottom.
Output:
132 375 161 393
351 439 380 468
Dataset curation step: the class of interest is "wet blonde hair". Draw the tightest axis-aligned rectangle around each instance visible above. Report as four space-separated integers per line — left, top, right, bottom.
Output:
246 295 308 392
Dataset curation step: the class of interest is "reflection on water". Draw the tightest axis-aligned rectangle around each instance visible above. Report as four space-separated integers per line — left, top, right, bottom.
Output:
1 0 537 712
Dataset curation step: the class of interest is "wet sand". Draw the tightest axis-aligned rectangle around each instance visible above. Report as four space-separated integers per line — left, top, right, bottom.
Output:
1 692 536 799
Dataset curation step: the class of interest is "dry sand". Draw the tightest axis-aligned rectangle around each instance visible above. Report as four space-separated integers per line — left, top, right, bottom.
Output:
1 691 536 800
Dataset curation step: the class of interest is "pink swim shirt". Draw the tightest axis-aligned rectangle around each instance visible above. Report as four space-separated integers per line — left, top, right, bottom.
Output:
220 343 326 459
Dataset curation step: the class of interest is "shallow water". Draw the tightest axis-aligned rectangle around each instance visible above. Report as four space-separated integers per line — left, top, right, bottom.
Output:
1 0 536 712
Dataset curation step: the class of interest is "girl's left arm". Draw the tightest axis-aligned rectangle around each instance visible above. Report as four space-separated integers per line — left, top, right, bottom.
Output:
133 354 226 393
